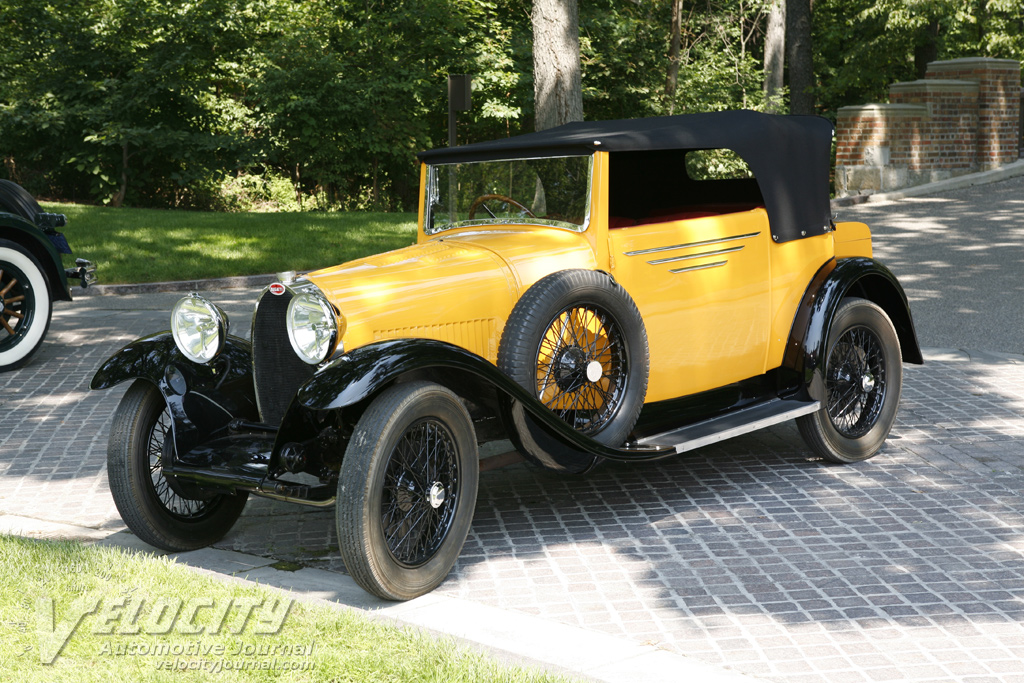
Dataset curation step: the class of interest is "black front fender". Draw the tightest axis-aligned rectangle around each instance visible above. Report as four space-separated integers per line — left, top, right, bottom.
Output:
291 339 673 462
783 257 923 401
92 332 260 456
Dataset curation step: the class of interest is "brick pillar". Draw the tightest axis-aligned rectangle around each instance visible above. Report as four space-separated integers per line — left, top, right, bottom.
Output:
835 104 927 196
889 79 978 174
926 58 1021 169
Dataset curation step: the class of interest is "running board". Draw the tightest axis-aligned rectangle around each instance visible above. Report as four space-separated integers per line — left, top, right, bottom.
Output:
635 398 820 454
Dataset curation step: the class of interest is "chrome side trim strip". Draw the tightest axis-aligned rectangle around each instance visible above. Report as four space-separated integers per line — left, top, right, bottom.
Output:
669 260 727 274
648 245 744 265
624 231 761 256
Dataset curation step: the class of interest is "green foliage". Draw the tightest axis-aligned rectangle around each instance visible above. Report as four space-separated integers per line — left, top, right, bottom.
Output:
813 0 1024 119
581 0 775 120
0 0 265 207
219 172 309 213
685 148 754 180
250 2 478 211
3 0 1019 209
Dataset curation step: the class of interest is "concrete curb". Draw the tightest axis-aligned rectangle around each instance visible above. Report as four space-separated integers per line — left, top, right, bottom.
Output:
831 158 1024 208
0 514 766 683
921 347 1023 366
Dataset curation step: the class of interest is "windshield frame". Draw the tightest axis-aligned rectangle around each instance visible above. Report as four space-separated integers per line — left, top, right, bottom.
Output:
424 154 594 236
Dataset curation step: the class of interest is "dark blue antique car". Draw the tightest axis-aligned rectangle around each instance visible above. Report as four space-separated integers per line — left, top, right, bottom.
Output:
0 180 96 371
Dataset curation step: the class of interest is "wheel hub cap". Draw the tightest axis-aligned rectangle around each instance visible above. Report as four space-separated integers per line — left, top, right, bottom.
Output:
860 373 876 393
428 482 446 509
554 346 588 391
586 360 603 383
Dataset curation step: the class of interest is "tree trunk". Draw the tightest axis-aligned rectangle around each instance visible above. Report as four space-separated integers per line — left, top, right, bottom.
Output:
786 0 814 115
914 18 941 78
532 0 584 131
665 0 682 114
111 141 128 208
763 0 786 113
291 162 303 211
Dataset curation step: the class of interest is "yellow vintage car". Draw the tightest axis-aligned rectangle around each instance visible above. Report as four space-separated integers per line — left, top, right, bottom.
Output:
93 110 922 600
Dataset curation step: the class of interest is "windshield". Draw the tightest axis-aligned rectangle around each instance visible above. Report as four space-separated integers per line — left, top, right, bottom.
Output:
426 155 592 234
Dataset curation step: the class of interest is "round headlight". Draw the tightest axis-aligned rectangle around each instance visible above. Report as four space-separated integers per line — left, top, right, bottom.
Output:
171 294 228 364
287 292 340 365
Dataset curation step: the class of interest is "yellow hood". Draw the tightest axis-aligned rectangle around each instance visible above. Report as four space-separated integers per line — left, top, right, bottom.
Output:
304 227 598 363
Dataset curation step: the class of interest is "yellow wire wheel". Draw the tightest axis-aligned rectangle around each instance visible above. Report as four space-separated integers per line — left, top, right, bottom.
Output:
498 270 649 473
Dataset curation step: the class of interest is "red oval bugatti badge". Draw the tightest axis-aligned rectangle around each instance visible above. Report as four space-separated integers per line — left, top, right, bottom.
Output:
269 283 286 296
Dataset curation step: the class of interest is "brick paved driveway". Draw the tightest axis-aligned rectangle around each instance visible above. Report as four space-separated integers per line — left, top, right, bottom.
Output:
3 289 1024 682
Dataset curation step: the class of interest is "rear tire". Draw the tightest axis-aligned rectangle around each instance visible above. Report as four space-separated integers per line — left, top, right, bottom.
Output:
0 239 51 372
797 298 902 463
107 380 248 551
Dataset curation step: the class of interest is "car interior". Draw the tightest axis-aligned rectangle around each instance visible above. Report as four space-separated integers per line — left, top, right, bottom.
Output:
607 148 765 228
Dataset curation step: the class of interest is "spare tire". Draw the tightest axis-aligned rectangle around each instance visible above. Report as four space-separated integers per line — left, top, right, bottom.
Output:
0 180 43 224
498 270 649 473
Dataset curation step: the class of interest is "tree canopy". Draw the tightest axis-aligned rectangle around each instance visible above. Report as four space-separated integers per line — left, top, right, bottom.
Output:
0 0 1020 211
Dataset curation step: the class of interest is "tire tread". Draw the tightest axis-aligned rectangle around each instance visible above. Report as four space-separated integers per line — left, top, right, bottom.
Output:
107 380 247 551
337 381 478 600
796 297 902 463
498 269 648 449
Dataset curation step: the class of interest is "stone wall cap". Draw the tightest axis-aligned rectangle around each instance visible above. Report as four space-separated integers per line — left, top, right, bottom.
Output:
890 79 979 91
927 57 1020 69
838 103 929 115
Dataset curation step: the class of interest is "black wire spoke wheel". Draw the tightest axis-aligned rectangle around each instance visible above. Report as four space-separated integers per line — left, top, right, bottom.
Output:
536 304 627 434
337 381 478 601
106 380 248 551
144 405 214 520
381 418 460 567
825 326 887 438
797 298 903 464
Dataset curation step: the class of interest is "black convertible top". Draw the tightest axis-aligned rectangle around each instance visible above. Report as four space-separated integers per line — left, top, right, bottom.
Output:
418 110 835 243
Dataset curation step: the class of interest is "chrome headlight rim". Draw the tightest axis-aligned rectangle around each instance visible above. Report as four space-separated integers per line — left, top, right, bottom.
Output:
170 293 229 364
286 286 342 366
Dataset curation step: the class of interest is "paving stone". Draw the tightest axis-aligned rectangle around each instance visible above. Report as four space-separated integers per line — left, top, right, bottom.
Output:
5 289 1024 682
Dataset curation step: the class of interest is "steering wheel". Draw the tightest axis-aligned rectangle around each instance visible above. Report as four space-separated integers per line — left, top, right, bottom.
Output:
467 194 536 220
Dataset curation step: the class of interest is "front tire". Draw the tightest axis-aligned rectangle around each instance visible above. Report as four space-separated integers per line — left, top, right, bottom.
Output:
797 298 902 463
337 381 479 601
107 380 248 551
0 239 52 372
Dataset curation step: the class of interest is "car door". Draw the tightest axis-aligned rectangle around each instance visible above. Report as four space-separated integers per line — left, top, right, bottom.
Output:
608 208 772 403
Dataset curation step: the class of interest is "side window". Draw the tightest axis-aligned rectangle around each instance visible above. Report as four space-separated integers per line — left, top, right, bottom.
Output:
607 148 763 228
684 149 754 181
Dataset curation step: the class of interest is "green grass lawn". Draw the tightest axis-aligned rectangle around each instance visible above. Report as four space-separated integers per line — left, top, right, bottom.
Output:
42 203 418 285
0 534 575 683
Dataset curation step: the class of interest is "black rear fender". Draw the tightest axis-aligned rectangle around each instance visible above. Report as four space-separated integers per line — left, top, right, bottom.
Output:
91 333 260 456
783 257 923 401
